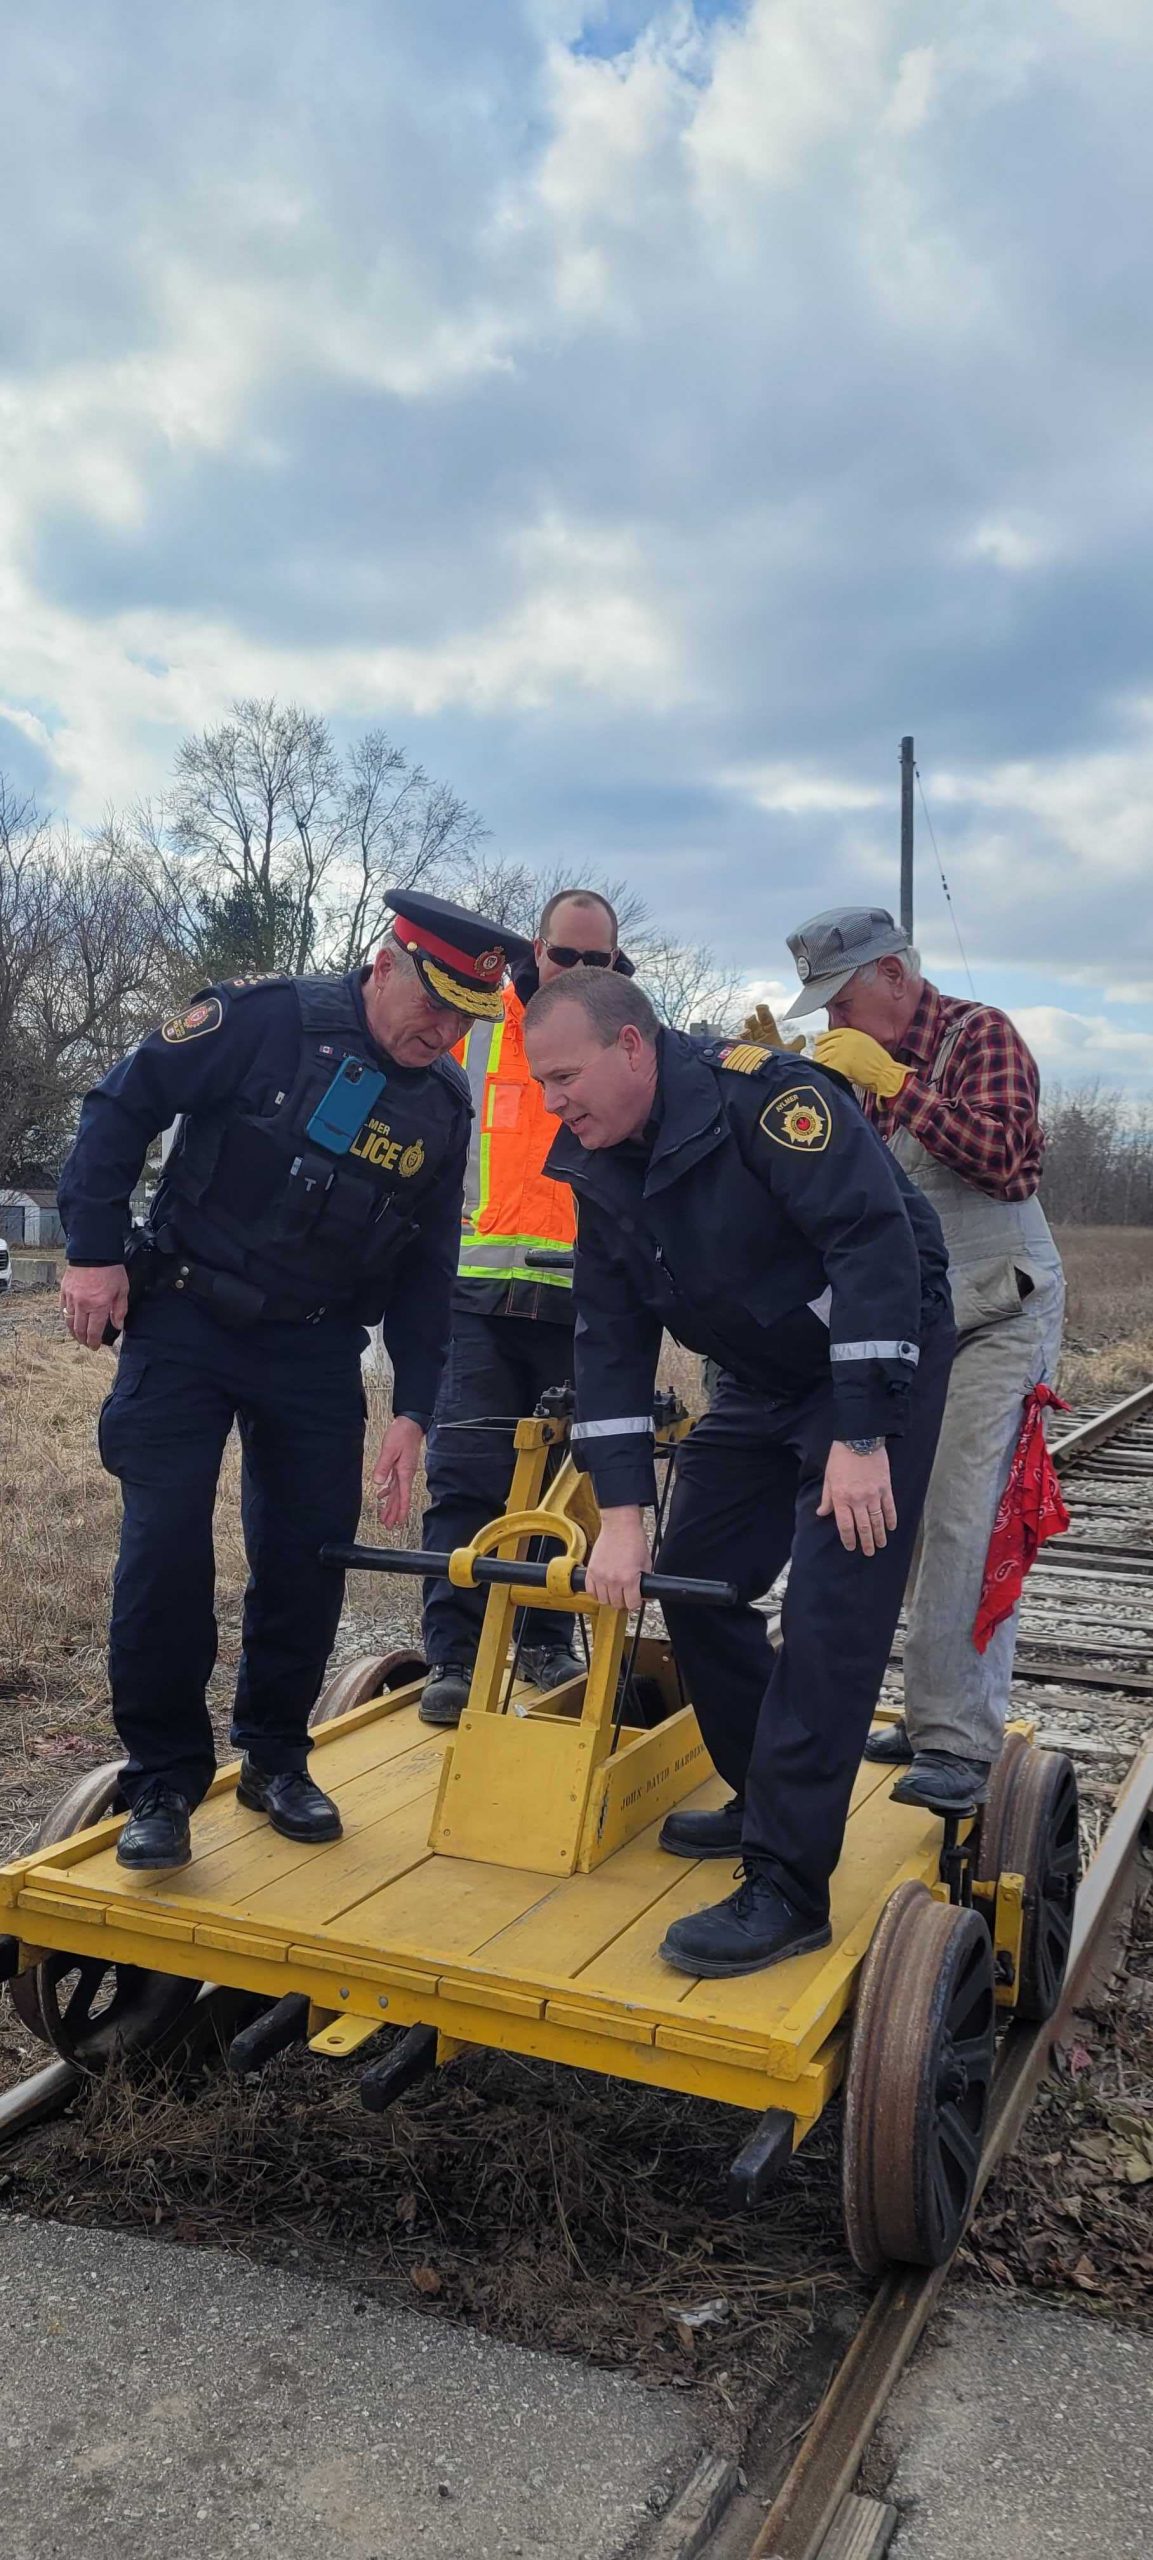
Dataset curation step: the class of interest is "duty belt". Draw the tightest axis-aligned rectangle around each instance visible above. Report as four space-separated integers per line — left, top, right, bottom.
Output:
151 1250 333 1329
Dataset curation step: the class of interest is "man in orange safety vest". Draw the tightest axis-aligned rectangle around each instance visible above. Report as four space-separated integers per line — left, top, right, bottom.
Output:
420 889 635 1724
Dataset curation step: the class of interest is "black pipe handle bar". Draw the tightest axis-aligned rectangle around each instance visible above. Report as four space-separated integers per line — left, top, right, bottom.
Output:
523 1248 574 1269
322 1543 737 1608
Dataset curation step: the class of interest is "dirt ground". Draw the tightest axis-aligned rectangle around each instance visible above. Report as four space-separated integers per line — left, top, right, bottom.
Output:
1 1234 1151 2423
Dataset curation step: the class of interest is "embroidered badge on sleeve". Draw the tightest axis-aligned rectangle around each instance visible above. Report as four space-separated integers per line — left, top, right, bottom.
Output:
161 996 224 1044
759 1084 832 1152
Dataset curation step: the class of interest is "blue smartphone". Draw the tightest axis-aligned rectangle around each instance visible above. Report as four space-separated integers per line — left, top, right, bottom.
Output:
306 1058 387 1153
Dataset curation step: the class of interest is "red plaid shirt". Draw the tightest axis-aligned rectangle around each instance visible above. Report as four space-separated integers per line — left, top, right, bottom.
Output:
863 981 1044 1200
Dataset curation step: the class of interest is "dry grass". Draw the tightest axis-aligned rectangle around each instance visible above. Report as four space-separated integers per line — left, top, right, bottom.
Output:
963 1881 1153 2321
1052 1226 1153 1405
4 2037 861 2431
0 1298 415 1848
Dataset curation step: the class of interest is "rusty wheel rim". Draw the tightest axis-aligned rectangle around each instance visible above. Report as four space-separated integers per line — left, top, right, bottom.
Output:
999 1749 1080 2021
8 1760 201 2067
842 1883 995 2273
975 1729 1030 1885
308 1647 428 1728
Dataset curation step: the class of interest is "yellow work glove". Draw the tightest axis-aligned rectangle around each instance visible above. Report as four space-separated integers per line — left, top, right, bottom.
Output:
814 1027 910 1099
741 1000 806 1055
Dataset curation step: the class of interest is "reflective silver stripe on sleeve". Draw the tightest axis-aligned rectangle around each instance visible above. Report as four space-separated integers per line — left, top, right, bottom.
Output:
829 1339 920 1365
570 1416 654 1440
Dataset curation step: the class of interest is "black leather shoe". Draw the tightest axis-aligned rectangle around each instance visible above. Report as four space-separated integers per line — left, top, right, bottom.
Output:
419 1663 473 1727
863 1717 915 1764
658 1796 745 1859
659 1866 831 1979
520 1642 585 1691
236 1759 342 1842
117 1782 192 1871
890 1752 991 1814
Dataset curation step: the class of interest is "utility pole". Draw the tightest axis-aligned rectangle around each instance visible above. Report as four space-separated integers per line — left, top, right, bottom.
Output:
899 735 915 939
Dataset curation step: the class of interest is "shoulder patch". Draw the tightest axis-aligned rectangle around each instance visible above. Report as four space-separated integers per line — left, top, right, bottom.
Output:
161 995 224 1045
759 1083 833 1153
717 1040 774 1075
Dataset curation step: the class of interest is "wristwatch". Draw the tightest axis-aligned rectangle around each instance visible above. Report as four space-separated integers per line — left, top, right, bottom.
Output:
844 1436 884 1455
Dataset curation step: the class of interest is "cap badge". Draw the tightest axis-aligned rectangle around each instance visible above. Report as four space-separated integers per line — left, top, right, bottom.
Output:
474 945 505 981
796 953 812 982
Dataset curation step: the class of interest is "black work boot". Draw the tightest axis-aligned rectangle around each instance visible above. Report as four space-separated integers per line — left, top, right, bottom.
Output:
236 1759 343 1842
520 1641 585 1692
658 1796 745 1859
659 1866 832 1979
863 1717 915 1764
890 1751 991 1814
419 1663 473 1728
117 1782 192 1871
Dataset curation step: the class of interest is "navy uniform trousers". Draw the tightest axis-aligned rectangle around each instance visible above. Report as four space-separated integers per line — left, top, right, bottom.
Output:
421 1307 575 1665
657 1312 955 1928
97 1297 366 1809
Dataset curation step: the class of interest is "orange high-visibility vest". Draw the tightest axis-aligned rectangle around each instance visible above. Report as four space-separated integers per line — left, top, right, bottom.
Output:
456 985 574 1290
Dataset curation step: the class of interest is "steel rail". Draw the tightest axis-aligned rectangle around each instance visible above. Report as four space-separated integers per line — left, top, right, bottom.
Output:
0 2056 80 2142
0 1984 247 2153
748 1739 1153 2560
1049 1379 1153 1466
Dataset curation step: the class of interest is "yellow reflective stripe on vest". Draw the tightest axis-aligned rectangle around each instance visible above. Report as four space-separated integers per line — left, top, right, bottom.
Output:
457 1231 572 1286
462 1014 503 1229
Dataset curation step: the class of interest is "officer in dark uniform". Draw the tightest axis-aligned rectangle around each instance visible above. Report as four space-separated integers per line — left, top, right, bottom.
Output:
58 892 527 1873
524 968 955 1980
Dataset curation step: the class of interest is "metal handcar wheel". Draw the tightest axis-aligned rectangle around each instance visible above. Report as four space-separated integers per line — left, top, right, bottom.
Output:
978 1734 1079 2022
842 1879 995 2274
8 1760 202 2068
308 1646 428 1727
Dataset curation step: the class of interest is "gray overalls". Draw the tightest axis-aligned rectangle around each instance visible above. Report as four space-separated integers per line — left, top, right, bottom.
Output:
888 1010 1065 1763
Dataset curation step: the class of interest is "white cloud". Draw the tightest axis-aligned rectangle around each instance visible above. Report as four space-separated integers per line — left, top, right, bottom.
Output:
0 508 683 810
1 1 1153 1082
964 519 1054 571
1011 1005 1153 1089
724 764 888 815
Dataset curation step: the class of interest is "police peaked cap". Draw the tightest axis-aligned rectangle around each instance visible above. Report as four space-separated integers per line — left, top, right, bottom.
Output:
384 889 532 1021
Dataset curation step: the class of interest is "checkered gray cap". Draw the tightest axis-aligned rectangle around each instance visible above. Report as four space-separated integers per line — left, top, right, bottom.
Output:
781 906 910 1021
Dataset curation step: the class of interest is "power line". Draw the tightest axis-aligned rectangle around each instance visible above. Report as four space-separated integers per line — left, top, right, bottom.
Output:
914 764 977 998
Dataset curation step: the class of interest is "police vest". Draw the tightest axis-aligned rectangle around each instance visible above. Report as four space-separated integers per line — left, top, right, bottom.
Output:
456 986 574 1290
157 975 468 1321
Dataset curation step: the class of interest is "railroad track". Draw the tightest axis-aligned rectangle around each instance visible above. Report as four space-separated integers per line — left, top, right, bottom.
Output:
1 1382 1151 2560
734 1379 1153 2560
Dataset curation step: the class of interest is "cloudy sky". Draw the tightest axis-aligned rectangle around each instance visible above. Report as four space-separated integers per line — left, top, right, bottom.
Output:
2 1 1152 1085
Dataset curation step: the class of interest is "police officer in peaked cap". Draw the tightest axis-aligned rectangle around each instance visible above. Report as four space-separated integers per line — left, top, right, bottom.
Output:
58 891 529 1873
524 967 956 1980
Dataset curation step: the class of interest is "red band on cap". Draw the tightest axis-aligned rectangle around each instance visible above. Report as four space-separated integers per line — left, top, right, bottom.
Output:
391 914 503 981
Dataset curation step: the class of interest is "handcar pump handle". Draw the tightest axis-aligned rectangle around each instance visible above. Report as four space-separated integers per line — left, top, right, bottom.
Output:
321 1543 737 1608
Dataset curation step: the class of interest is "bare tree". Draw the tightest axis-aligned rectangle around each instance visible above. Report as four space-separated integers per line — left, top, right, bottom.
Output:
633 936 745 1031
0 790 180 1180
1040 1082 1153 1225
328 729 486 971
159 699 486 977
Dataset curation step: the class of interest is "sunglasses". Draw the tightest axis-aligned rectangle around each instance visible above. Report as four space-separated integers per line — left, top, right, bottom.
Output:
544 945 615 970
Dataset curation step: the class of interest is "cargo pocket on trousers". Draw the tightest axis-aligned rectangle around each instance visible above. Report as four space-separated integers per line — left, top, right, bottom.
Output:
950 1257 1032 1340
96 1362 146 1477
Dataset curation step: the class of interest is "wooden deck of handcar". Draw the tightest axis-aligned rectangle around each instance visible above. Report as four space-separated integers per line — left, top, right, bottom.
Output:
0 1675 953 2137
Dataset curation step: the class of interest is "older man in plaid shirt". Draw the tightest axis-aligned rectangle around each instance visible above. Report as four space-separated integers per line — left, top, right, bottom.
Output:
780 907 1064 1813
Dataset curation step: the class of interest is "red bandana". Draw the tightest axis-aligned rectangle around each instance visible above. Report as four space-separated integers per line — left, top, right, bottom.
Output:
973 1382 1071 1654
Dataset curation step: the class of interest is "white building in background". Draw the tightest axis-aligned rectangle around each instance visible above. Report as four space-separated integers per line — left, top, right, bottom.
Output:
0 1187 65 1247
